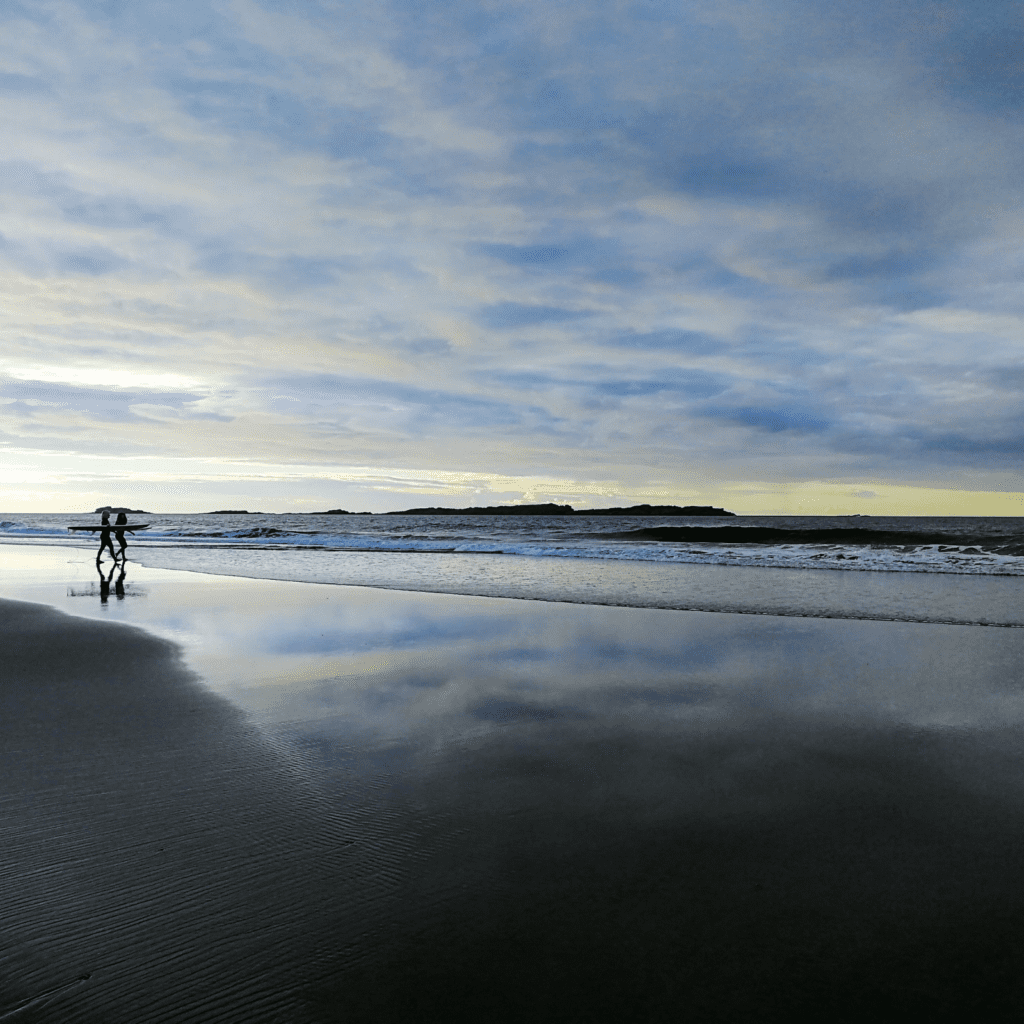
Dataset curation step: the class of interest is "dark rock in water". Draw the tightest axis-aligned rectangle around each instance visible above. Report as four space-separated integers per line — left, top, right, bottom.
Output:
387 503 576 515
207 510 250 514
386 503 737 516
94 506 148 514
320 509 352 515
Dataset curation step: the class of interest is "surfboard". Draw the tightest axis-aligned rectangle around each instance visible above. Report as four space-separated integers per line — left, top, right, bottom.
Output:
68 525 150 532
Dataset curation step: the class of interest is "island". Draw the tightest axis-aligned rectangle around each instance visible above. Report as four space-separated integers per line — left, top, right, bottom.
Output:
575 504 736 517
94 506 149 514
384 503 736 516
207 510 251 514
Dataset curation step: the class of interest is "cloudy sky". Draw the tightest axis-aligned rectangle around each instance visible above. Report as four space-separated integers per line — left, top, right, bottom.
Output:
2 0 1023 514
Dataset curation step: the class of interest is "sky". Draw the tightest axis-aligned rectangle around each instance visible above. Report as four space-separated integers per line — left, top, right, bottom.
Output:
2 0 1024 515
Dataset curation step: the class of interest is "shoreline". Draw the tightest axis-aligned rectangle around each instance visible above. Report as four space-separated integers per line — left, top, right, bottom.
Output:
123 545 1024 628
4 540 1024 629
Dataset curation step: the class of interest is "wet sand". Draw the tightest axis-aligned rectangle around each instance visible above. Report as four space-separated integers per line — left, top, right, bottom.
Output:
4 547 1024 1021
1 598 390 1022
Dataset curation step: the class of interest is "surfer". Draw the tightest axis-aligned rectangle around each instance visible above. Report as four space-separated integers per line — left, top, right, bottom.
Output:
114 512 129 560
96 511 116 563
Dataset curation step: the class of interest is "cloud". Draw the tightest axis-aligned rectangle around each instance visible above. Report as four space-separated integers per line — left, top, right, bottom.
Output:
592 372 728 401
481 366 732 408
708 405 833 436
255 371 569 436
608 330 727 355
480 244 575 267
193 250 353 291
0 0 1022 509
0 71 50 96
475 303 594 329
0 376 229 424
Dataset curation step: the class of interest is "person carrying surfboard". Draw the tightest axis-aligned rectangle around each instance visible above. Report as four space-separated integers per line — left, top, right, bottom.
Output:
114 511 129 560
96 511 116 563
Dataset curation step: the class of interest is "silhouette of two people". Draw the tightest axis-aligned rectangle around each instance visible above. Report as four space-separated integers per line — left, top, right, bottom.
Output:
96 511 129 563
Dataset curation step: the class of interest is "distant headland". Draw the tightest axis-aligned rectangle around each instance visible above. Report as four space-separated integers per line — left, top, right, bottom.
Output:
207 510 251 514
382 503 736 516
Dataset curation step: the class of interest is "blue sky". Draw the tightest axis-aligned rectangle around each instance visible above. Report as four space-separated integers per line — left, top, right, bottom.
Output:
2 0 1024 513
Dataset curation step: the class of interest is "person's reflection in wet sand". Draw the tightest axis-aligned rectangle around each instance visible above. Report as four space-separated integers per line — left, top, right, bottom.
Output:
114 511 129 561
96 511 116 563
115 562 126 600
97 559 118 604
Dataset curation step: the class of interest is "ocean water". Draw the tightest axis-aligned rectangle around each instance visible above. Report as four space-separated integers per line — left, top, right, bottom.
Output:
4 511 1024 573
3 513 1024 628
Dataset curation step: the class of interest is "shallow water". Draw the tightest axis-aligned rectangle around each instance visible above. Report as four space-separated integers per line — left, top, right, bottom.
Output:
6 546 1024 733
6 545 1024 1020
131 543 1024 627
9 537 1024 628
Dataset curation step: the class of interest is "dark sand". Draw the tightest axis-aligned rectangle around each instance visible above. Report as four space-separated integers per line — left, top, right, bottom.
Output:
4 549 1024 1021
0 598 399 1022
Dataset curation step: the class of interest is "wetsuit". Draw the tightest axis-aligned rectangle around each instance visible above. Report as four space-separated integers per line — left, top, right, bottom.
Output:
114 512 128 558
97 518 116 561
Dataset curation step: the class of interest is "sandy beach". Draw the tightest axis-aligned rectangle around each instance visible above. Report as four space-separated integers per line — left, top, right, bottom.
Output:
4 546 1024 1021
1 596 394 1023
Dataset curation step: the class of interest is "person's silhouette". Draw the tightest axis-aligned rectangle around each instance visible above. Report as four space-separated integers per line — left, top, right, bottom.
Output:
96 511 116 563
114 511 129 560
115 562 126 600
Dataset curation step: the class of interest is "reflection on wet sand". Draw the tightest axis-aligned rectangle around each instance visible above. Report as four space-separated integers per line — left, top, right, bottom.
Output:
4 549 1024 1021
244 598 1024 1020
66 559 139 603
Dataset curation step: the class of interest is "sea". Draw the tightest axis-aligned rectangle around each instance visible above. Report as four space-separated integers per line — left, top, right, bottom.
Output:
3 512 1024 627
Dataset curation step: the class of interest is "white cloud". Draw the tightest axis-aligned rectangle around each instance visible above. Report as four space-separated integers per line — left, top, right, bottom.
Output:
4 366 206 390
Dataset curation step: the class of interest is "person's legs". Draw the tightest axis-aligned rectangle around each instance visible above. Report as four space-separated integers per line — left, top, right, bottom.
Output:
98 532 116 561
